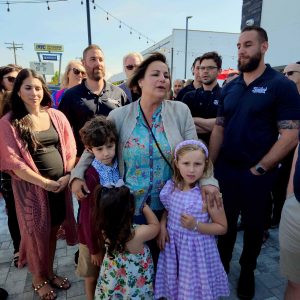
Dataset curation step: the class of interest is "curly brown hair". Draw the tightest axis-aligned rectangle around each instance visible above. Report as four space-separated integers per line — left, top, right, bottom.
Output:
93 185 135 258
79 115 118 149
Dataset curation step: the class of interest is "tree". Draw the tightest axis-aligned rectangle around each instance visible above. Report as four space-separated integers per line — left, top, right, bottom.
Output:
50 71 59 85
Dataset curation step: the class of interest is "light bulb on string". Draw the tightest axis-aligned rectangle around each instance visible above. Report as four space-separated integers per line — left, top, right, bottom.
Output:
119 22 121 29
81 0 83 4
92 0 95 9
106 12 109 21
47 1 50 10
7 1 10 12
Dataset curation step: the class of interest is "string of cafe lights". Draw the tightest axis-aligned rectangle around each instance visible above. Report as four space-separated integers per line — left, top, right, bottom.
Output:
0 0 67 11
82 0 156 45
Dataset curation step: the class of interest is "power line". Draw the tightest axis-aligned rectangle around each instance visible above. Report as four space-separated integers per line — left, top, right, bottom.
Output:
5 41 23 64
86 0 156 45
0 0 67 11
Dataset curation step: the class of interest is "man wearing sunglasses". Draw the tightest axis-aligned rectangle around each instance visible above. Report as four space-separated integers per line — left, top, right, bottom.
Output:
58 44 127 157
118 52 143 102
283 63 300 93
181 51 222 146
209 26 300 299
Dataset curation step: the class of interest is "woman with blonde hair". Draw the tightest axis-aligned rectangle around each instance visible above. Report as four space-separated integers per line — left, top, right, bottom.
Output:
52 60 85 108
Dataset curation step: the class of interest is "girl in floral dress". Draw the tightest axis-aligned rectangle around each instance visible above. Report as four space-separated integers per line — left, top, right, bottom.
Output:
155 140 230 300
94 185 160 300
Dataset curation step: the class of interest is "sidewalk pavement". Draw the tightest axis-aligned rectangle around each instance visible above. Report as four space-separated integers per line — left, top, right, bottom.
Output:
0 196 286 299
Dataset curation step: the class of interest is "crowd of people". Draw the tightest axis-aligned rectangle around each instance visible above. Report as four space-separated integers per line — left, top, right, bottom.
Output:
1 25 300 300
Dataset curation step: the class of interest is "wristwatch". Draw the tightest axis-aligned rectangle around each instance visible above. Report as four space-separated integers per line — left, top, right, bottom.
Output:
255 163 267 175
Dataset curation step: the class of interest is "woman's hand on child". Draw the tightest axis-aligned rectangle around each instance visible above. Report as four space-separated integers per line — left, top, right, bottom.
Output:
181 214 197 230
201 185 223 208
91 252 103 267
71 178 90 200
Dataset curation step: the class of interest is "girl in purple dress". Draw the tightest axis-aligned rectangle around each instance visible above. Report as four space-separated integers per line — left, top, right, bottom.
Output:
155 140 230 300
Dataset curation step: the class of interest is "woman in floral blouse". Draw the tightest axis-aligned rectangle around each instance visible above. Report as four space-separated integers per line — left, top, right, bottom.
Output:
71 52 220 266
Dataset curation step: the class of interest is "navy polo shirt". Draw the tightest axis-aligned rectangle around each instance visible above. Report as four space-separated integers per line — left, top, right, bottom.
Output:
58 79 127 156
218 64 300 168
182 84 221 144
176 82 195 101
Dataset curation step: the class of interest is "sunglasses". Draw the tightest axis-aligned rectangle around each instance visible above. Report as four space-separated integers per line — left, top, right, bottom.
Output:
125 65 136 71
3 76 16 83
72 68 86 76
283 71 300 77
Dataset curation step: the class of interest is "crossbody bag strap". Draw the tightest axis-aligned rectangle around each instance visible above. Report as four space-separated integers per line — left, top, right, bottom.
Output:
139 103 172 169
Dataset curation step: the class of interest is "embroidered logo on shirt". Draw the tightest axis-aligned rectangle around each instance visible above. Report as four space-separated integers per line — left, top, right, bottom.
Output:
252 87 268 94
213 99 219 105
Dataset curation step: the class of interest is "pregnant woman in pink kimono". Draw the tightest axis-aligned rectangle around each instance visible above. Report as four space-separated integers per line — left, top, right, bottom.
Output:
0 69 77 300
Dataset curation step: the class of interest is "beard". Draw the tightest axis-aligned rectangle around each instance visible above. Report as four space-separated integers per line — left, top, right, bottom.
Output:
238 51 262 72
201 76 216 86
87 67 105 81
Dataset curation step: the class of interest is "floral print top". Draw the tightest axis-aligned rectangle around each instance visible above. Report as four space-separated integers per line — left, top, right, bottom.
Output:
95 225 155 300
122 102 172 216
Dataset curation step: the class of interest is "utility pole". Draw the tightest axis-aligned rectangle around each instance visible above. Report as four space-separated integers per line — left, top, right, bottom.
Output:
184 16 192 79
5 41 23 65
86 0 92 45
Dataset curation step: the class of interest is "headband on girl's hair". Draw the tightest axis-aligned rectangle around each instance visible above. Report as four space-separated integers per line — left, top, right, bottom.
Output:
174 140 209 159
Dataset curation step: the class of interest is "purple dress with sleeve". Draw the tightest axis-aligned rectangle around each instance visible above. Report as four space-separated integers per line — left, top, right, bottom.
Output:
155 179 229 300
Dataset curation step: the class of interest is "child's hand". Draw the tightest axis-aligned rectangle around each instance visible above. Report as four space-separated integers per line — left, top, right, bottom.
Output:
181 214 197 230
91 252 103 267
157 222 169 251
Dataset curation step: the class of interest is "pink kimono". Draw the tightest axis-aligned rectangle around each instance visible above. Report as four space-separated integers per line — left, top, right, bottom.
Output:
0 108 77 276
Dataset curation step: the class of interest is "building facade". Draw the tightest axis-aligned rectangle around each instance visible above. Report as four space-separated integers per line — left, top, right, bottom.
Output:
241 0 300 69
109 29 239 82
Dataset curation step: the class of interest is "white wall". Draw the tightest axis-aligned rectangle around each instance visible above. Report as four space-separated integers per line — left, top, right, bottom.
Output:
261 0 300 67
142 29 239 81
110 29 240 83
172 29 239 80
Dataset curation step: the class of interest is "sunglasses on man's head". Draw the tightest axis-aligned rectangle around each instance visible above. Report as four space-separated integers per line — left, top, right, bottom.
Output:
283 71 300 77
125 65 136 71
72 68 85 76
3 76 16 83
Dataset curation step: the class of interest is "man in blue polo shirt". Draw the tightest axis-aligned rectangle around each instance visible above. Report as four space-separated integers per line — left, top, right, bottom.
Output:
209 26 300 299
181 51 222 145
58 44 127 157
